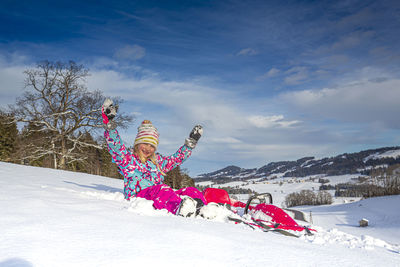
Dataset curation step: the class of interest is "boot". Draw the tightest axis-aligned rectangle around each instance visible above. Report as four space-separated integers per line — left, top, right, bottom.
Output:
177 196 197 218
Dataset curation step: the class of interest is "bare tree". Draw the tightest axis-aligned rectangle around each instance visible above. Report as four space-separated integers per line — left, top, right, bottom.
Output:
316 191 333 205
285 189 332 207
8 60 133 169
369 164 400 196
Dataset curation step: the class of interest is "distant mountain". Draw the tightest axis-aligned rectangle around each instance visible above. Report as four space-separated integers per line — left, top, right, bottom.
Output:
195 146 400 182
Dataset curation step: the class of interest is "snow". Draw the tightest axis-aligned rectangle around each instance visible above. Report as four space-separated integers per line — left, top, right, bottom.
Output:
364 149 400 162
299 195 400 245
300 159 314 167
321 174 362 185
358 165 389 172
1 162 399 266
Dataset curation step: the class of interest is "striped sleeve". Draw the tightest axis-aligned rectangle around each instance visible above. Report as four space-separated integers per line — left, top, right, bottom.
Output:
104 129 133 168
158 145 193 173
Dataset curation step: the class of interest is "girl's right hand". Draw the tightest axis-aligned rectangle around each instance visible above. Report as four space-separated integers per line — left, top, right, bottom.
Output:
102 98 117 124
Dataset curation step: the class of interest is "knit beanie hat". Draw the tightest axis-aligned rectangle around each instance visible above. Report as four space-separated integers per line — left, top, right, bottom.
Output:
134 120 159 149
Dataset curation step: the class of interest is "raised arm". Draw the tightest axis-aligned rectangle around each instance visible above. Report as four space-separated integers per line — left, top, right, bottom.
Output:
159 125 203 173
104 128 132 167
102 99 132 167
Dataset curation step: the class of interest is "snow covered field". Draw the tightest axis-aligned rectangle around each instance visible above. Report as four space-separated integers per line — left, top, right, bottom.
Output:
1 162 399 267
203 174 362 206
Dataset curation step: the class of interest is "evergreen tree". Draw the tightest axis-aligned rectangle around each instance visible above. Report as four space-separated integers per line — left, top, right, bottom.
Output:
0 112 18 162
164 166 195 189
99 147 122 178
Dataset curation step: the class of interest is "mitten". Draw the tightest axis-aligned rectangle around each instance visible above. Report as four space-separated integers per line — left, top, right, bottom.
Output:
185 125 203 149
102 98 118 129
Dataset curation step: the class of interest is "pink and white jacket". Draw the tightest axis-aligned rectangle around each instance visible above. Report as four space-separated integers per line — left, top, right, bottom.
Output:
104 128 193 199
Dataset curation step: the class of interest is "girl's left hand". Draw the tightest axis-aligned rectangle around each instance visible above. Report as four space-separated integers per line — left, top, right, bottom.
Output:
189 125 203 141
185 125 203 149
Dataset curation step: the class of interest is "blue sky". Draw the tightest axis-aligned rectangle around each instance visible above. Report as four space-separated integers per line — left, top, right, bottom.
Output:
1 0 400 175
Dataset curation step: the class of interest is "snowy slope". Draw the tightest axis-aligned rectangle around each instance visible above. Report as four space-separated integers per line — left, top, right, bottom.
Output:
364 149 400 162
299 196 400 245
0 162 399 267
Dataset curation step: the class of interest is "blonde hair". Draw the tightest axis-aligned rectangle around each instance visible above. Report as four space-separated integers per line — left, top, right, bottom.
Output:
133 144 166 176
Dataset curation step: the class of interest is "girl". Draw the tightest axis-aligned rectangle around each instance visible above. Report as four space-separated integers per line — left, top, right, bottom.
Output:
102 99 207 217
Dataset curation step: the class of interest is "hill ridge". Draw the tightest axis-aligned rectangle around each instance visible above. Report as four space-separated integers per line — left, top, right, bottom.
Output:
196 146 400 182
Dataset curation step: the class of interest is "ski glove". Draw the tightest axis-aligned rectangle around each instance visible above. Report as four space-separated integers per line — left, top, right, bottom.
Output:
102 98 118 130
185 125 203 149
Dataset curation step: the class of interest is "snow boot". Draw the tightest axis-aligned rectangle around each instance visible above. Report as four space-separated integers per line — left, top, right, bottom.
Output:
193 197 205 215
198 202 222 220
177 196 197 218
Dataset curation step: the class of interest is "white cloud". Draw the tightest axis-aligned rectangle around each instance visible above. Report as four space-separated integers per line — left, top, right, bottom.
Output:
266 67 280 77
86 68 249 147
237 48 258 56
209 137 242 144
0 56 31 108
248 115 300 128
284 66 309 85
256 67 280 81
279 69 400 129
114 44 146 61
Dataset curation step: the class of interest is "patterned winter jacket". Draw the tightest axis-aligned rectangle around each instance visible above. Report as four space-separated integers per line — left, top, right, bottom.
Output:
104 128 193 199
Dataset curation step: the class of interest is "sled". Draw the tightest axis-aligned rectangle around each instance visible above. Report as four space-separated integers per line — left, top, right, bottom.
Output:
202 188 315 235
243 192 273 213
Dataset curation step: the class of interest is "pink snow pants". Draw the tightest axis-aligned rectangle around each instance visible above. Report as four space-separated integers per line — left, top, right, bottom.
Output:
136 184 207 214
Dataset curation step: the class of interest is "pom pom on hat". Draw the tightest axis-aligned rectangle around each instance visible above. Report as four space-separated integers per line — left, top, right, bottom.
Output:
134 120 159 149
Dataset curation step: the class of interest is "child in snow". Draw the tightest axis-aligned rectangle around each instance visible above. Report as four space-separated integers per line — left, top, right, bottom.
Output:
102 99 207 217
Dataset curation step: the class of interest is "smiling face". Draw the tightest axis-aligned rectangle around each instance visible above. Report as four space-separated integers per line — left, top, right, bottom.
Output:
137 143 156 159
